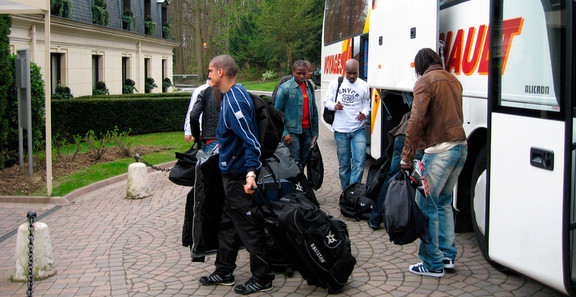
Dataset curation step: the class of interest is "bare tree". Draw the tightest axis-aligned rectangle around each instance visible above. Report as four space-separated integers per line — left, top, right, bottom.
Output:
193 0 204 80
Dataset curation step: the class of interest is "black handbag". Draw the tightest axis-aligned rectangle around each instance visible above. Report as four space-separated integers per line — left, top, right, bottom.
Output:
323 77 344 125
306 143 324 190
168 143 200 186
323 109 335 125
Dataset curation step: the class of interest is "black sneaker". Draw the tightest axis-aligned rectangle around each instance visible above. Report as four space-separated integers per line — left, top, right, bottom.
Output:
408 262 444 277
199 272 235 286
234 278 273 295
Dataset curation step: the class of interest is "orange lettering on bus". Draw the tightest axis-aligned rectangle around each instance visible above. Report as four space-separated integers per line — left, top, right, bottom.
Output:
501 17 524 73
441 17 523 76
446 29 464 75
323 39 353 75
477 28 490 75
462 25 487 76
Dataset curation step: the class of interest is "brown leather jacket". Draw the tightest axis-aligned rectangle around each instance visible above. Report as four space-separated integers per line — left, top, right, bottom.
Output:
401 64 466 163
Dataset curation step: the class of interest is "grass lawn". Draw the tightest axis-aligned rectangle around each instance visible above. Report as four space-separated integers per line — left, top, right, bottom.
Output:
238 80 279 92
35 131 190 197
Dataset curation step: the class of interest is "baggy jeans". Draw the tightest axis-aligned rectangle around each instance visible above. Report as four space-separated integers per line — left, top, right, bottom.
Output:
417 144 467 271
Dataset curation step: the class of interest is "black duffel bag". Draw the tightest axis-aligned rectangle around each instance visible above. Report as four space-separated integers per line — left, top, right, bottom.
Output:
339 183 374 221
306 143 324 190
384 171 428 245
168 143 200 186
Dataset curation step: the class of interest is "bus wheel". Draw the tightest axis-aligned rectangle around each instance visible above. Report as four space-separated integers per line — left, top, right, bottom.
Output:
470 144 509 272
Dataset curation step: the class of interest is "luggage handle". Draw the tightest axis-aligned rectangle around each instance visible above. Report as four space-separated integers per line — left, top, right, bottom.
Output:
261 159 284 196
251 186 279 219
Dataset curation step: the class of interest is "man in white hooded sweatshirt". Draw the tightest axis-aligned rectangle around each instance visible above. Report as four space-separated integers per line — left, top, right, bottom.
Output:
324 59 371 191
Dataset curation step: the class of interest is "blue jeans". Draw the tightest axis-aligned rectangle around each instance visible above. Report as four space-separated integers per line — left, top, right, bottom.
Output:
334 128 366 191
285 128 311 166
417 144 467 271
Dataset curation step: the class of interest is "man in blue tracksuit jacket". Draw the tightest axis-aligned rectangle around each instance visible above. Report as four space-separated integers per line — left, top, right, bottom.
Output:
198 54 274 295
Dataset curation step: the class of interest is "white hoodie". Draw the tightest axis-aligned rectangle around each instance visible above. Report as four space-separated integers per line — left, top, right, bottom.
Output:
324 77 371 133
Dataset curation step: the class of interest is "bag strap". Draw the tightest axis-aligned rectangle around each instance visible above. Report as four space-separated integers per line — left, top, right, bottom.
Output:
251 186 279 220
333 76 344 103
305 80 314 93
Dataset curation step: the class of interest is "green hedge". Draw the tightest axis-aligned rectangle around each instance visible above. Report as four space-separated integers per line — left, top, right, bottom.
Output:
77 92 191 100
52 96 191 139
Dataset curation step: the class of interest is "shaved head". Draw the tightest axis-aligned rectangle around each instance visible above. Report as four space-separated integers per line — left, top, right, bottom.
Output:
345 59 360 83
210 54 238 78
345 59 359 72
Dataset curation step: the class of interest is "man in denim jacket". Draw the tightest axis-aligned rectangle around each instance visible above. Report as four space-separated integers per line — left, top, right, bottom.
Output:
274 60 319 167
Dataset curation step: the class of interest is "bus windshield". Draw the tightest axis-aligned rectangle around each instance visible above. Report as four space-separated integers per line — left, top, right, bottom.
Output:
323 0 369 45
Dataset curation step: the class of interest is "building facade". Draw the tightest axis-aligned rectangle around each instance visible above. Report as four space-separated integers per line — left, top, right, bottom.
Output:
8 0 178 97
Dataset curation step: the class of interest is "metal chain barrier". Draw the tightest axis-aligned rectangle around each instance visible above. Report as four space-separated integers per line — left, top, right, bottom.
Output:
134 154 172 172
26 211 36 297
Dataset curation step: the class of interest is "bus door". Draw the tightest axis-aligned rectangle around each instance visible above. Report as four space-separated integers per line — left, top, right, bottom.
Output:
367 0 439 158
487 0 574 294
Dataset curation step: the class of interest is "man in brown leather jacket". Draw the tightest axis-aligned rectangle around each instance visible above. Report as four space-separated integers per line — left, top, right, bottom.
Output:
401 48 468 278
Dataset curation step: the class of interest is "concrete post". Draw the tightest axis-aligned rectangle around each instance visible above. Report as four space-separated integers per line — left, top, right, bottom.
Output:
13 222 57 281
126 162 151 199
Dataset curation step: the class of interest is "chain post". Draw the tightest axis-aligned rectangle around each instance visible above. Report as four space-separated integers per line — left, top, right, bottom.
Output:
26 211 36 297
134 154 171 172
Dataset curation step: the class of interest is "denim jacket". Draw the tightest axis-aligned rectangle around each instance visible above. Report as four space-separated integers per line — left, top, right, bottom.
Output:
274 77 319 137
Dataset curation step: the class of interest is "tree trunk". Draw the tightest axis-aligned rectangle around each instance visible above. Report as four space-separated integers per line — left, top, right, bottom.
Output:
286 44 293 73
193 0 204 82
173 0 185 74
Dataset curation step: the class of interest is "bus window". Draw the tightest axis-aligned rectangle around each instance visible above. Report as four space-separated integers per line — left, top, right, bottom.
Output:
499 0 564 113
323 0 369 45
360 34 369 81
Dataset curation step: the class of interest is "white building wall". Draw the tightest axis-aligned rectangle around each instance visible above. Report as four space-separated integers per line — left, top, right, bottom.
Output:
9 15 178 97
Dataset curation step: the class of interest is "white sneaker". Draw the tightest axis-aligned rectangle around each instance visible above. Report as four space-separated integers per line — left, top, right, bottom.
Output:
443 258 455 269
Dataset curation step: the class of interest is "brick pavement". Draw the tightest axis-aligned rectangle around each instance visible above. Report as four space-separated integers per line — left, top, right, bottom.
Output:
0 91 565 296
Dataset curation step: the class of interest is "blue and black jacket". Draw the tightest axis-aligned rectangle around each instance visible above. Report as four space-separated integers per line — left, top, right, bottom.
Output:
217 84 262 175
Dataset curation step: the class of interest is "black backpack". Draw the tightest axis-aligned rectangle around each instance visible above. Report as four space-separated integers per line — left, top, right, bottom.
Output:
384 171 428 245
339 183 374 221
250 93 286 159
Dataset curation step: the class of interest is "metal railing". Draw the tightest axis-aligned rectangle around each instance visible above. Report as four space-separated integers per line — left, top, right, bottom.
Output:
172 74 200 88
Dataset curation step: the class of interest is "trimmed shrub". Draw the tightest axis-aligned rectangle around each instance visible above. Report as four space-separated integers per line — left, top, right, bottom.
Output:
52 96 190 140
1 55 46 168
123 78 137 94
145 77 157 93
52 84 73 99
93 81 109 95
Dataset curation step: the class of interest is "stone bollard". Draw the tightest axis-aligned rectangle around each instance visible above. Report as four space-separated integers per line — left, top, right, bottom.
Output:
13 221 57 281
126 162 151 199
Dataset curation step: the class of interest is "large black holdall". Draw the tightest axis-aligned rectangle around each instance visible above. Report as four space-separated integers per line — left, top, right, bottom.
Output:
339 183 374 221
258 191 356 293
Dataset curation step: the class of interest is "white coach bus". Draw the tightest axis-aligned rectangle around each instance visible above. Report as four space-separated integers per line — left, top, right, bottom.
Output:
321 0 576 294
